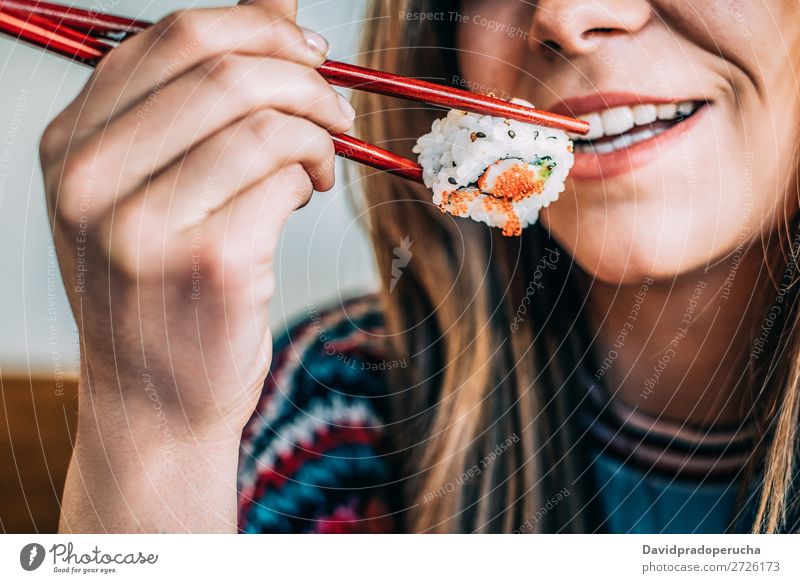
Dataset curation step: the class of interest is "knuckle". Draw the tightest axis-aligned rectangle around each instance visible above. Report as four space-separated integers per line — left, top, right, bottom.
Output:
200 56 242 93
52 196 83 231
201 236 252 292
103 203 157 279
39 121 65 166
312 74 338 108
306 126 335 164
317 92 344 124
295 67 327 96
100 217 137 279
279 62 335 100
245 110 282 145
161 9 216 52
60 155 93 195
161 9 198 42
55 156 98 227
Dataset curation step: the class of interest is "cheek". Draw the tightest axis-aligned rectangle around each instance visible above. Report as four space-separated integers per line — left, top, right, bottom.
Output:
540 107 792 284
455 8 532 95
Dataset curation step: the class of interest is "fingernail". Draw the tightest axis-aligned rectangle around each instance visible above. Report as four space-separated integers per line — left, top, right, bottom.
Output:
300 27 329 59
337 92 355 121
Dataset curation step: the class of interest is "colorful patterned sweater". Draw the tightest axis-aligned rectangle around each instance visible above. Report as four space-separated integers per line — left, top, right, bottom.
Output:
237 295 396 533
236 295 799 533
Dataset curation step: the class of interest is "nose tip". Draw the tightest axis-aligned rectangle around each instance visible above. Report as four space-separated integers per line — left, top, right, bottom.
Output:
529 0 651 57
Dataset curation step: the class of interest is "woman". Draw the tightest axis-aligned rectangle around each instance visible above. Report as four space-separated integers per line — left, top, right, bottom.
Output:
43 0 800 533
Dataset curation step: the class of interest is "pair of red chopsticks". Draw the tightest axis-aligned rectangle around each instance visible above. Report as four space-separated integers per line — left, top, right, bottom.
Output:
0 0 588 183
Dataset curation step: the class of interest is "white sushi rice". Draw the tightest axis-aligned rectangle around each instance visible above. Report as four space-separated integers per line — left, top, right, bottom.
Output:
412 98 574 235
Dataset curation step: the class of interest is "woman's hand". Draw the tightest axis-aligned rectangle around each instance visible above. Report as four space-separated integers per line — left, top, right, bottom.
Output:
41 0 353 532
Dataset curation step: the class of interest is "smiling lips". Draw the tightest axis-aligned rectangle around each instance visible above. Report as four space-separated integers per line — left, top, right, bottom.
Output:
548 92 708 180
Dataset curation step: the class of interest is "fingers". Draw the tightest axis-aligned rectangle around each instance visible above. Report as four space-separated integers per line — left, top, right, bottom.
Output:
134 109 333 226
102 163 312 284
52 56 350 224
99 112 330 276
198 163 315 279
200 163 312 274
57 5 328 138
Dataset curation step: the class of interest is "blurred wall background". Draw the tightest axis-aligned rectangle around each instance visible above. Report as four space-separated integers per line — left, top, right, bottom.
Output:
0 0 377 378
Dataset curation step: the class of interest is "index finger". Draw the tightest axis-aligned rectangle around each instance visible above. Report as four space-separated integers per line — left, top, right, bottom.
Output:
55 4 323 142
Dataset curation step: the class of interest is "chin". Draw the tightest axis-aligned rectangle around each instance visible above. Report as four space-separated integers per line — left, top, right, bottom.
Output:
555 240 683 285
542 203 733 285
539 152 761 284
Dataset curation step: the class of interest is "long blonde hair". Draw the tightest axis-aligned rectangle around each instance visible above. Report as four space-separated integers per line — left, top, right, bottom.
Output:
352 0 800 533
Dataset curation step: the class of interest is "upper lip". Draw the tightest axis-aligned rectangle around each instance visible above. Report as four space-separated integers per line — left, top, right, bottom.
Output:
547 92 698 118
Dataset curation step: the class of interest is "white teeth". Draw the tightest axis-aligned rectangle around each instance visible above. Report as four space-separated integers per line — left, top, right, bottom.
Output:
568 101 699 141
580 112 604 140
612 127 654 149
676 101 694 117
600 106 635 136
592 142 615 154
632 104 658 126
656 103 677 120
610 132 638 150
573 125 671 155
568 101 700 146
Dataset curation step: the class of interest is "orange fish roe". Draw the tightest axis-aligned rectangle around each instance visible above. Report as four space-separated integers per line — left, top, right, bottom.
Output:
477 162 544 202
439 189 478 216
501 200 522 236
443 184 524 237
481 195 522 237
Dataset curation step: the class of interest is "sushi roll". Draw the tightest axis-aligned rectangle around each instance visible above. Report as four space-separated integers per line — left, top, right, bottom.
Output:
413 98 574 236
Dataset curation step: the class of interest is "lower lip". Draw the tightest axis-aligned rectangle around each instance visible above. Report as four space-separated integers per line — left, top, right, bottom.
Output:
569 104 709 181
